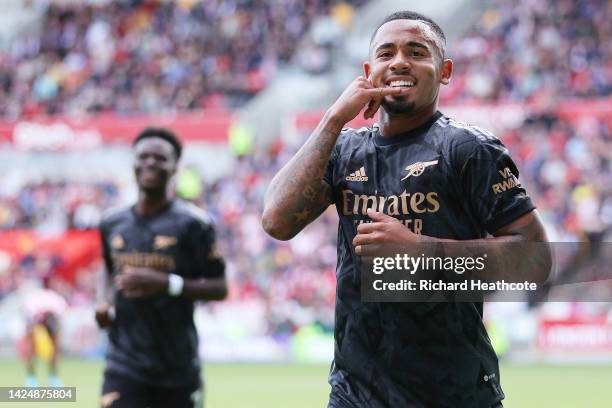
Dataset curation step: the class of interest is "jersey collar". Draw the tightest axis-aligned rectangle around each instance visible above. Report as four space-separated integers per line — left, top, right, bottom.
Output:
374 111 443 146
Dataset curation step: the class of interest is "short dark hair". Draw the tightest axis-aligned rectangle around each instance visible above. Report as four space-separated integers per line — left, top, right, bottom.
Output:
133 127 182 159
371 11 447 59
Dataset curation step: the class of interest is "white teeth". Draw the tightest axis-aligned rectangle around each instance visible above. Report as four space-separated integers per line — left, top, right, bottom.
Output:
388 80 414 87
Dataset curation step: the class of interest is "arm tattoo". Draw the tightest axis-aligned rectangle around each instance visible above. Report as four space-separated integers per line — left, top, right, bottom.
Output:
497 213 547 242
430 211 552 282
479 214 551 282
263 119 339 238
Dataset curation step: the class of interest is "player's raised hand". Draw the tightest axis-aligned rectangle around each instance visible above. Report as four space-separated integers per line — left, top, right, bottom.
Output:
328 76 411 125
353 208 420 255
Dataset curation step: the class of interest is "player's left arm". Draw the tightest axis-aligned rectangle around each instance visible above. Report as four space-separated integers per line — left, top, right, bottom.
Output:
115 267 227 300
181 219 228 301
353 208 552 282
177 247 228 301
115 219 228 301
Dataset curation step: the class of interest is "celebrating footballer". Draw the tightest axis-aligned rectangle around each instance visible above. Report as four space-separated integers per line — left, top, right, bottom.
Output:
263 10 552 408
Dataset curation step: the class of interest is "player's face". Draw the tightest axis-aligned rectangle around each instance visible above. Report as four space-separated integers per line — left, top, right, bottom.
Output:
133 137 177 192
365 20 452 116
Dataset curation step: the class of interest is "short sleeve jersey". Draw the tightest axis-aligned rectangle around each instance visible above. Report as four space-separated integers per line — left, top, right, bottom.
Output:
324 111 534 408
99 199 224 388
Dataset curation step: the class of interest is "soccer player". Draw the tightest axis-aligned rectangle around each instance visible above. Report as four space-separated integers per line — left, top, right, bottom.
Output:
262 11 551 408
21 275 67 387
96 127 227 408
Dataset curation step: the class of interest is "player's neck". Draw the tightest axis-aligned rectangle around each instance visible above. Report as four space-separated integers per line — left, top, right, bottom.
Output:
378 105 438 138
136 190 171 216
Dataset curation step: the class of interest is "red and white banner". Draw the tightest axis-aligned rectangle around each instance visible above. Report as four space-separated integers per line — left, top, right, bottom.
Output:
0 110 234 150
290 98 612 136
0 229 101 282
537 318 612 352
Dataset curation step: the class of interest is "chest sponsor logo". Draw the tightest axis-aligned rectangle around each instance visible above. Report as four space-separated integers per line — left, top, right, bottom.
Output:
153 235 178 250
342 189 440 216
345 166 368 182
401 160 438 180
110 234 125 249
341 189 440 235
112 252 175 271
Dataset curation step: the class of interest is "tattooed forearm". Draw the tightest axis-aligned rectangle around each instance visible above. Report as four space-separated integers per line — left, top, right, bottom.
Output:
262 113 343 240
423 210 552 283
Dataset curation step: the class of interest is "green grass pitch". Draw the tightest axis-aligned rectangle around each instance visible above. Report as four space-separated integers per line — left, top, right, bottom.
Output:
0 358 610 407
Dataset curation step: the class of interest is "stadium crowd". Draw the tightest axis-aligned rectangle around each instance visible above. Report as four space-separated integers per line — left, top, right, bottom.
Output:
0 0 366 118
0 0 610 337
0 0 608 120
0 179 117 231
442 0 611 102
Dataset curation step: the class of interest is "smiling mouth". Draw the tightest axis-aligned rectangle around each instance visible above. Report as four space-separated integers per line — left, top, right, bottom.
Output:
386 80 415 88
140 169 161 180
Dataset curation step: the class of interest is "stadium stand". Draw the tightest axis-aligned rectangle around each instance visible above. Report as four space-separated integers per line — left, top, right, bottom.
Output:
0 0 368 118
444 0 611 102
0 0 610 360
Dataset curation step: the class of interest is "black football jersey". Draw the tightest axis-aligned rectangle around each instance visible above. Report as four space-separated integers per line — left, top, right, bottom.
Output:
324 111 534 407
99 199 224 387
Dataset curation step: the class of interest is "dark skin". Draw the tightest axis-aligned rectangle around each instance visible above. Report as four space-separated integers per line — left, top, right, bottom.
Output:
262 19 551 281
95 137 227 328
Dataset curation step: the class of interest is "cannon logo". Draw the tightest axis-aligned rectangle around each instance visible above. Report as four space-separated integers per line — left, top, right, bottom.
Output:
110 234 125 249
153 235 178 250
401 160 438 180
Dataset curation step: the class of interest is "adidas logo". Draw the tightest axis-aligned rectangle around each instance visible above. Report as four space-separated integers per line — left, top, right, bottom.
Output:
346 166 368 182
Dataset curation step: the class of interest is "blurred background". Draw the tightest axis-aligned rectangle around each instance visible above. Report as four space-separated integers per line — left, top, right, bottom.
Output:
0 0 610 406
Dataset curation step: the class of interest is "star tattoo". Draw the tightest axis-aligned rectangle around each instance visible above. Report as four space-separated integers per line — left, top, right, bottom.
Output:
294 208 311 222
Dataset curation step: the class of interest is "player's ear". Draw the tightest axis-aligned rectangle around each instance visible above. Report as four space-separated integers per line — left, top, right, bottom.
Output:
440 58 453 85
363 62 371 80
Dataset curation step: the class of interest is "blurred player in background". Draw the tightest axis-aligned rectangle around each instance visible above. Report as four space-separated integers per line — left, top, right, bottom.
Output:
263 10 551 408
20 274 67 387
96 127 228 408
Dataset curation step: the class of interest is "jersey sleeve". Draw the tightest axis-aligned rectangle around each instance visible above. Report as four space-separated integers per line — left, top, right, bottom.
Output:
457 134 535 234
99 222 114 276
189 219 225 279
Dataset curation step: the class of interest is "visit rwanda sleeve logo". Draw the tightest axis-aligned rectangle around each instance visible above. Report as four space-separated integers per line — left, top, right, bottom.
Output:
491 167 521 194
401 160 438 180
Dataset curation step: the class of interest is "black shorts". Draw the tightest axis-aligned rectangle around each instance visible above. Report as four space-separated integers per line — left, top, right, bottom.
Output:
327 399 504 408
101 371 203 408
